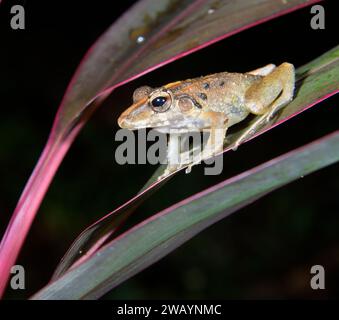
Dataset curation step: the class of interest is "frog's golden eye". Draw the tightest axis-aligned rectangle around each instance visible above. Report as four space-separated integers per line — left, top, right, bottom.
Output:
149 91 172 112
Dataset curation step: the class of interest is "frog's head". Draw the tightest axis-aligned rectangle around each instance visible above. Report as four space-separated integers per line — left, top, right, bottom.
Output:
118 84 203 132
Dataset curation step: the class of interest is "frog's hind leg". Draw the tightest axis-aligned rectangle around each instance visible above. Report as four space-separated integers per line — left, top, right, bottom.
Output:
233 62 295 150
246 62 295 122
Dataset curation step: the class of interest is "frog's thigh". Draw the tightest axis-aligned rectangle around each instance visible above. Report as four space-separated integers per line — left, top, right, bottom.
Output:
248 63 276 76
232 63 295 151
245 62 295 117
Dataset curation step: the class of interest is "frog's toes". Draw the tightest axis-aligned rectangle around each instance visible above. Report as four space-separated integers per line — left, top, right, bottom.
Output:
231 142 239 151
157 170 170 181
157 173 166 181
157 166 175 181
185 165 193 174
265 111 276 123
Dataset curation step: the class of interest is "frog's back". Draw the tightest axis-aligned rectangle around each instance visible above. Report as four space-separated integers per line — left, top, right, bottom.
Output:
171 71 262 125
195 71 261 97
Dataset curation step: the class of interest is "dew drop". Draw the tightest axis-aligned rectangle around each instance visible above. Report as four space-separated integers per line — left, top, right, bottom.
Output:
136 35 145 44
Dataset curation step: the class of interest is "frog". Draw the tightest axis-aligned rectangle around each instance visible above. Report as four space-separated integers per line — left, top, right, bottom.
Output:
118 63 295 179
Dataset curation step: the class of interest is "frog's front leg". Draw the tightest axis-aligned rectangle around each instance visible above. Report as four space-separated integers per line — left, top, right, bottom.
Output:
233 62 295 150
186 111 228 173
157 132 194 180
158 132 182 180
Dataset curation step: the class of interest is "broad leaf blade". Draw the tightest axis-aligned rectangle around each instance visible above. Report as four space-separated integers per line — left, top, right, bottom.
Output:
52 46 339 279
0 0 318 297
32 131 339 300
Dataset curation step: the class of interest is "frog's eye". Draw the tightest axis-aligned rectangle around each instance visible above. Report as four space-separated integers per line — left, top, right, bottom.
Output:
149 91 172 112
151 96 167 107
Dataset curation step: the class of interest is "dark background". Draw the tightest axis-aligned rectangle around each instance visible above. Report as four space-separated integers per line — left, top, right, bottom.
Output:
0 0 338 299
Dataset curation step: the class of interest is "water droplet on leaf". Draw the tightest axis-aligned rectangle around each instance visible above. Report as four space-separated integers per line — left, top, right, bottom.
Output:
136 35 145 44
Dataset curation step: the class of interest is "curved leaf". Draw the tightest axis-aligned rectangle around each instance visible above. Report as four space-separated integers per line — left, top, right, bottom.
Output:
0 0 318 296
32 130 339 300
52 45 339 279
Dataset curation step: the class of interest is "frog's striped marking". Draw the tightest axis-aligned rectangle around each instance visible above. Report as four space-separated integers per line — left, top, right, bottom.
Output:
163 81 182 90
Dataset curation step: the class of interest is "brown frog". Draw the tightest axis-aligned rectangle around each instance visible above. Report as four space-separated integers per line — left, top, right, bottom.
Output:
118 63 295 179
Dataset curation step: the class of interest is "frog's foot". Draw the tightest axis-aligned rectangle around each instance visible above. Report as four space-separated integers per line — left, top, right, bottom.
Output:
185 143 222 172
157 170 168 181
264 96 293 124
231 140 241 151
185 164 194 174
157 164 183 181
231 115 266 151
183 151 202 174
178 140 205 174
231 142 239 151
183 156 202 174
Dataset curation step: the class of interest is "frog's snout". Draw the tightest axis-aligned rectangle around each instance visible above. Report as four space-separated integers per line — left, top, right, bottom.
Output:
118 110 137 129
117 111 129 129
118 99 150 129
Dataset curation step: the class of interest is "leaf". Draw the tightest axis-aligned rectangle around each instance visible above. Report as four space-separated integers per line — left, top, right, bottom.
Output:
51 45 339 279
0 0 317 296
32 130 339 300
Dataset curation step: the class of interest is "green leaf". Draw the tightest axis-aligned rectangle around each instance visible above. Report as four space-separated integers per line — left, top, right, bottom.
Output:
51 45 339 280
1 0 318 298
32 130 339 300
